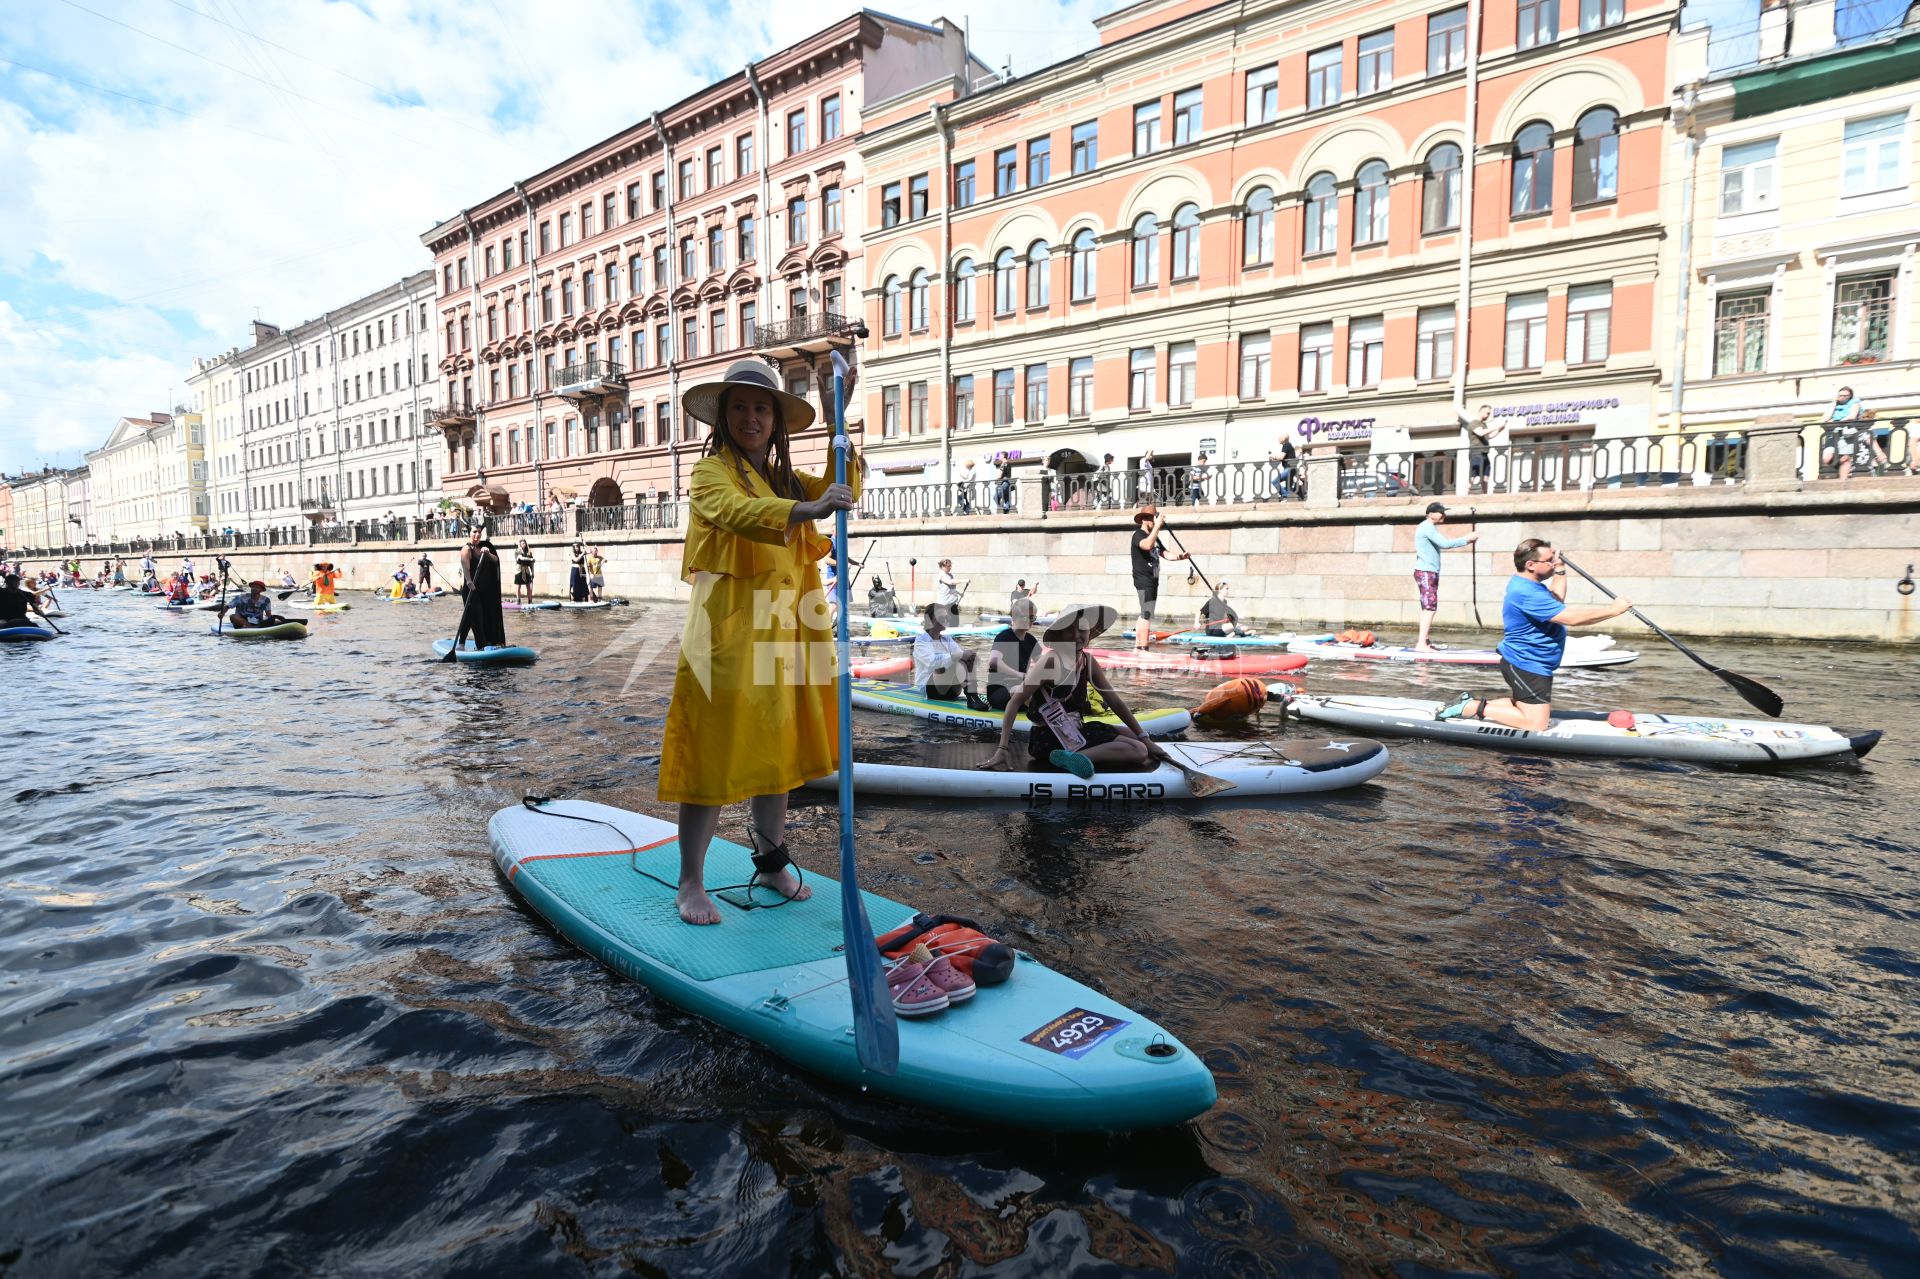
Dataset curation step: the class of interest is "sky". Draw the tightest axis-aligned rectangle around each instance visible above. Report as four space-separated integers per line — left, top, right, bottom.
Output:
0 0 1109 476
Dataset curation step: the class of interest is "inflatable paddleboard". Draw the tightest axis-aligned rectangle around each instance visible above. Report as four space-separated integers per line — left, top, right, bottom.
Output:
211 621 308 640
0 624 56 642
505 601 561 611
1290 633 1638 670
1119 630 1317 648
490 799 1216 1130
560 600 613 610
433 638 538 665
1274 692 1879 766
386 592 445 603
811 737 1389 801
1088 648 1309 677
849 679 1193 737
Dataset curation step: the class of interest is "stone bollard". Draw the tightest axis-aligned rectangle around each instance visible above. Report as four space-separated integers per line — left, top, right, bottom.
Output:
1019 474 1048 519
1303 445 1342 509
1743 414 1806 493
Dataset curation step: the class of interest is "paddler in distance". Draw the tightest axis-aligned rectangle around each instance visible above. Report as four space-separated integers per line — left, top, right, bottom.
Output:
445 526 507 658
309 561 341 606
1130 504 1189 650
1437 538 1633 730
659 358 863 926
980 602 1163 780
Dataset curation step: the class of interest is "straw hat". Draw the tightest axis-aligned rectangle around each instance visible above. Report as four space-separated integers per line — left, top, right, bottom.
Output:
1043 602 1118 641
1132 501 1160 524
681 358 816 431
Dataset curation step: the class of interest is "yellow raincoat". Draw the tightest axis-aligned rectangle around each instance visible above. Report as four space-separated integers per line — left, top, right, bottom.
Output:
658 451 856 806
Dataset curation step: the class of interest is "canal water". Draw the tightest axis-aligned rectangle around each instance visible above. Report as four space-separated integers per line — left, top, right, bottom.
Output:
2 590 1915 1276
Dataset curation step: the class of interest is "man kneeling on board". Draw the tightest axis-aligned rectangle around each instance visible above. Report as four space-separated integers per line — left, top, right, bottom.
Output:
1437 538 1632 730
914 603 991 710
224 580 288 630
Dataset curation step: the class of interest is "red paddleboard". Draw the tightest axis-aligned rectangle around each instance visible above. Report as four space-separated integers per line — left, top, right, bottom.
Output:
849 654 911 679
1088 648 1308 676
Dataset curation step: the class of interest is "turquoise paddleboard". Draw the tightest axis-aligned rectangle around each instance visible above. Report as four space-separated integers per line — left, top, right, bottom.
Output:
434 638 538 665
490 799 1216 1130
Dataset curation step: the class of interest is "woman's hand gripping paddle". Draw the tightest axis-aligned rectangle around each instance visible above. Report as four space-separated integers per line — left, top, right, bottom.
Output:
832 349 899 1075
1560 554 1783 717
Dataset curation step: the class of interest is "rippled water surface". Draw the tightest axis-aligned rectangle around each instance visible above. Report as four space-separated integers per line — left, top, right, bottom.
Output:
3 590 1916 1277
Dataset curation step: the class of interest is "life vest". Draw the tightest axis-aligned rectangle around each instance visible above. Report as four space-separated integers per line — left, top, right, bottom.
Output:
1194 675 1268 721
875 914 1015 985
1336 629 1377 647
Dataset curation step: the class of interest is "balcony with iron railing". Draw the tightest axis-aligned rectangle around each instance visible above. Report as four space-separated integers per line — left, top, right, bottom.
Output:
428 396 477 427
754 312 863 358
552 358 627 399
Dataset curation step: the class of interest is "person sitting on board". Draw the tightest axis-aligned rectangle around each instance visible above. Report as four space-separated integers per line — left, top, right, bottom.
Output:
389 566 410 599
446 527 508 659
979 602 1164 780
279 569 298 590
224 580 285 630
402 579 420 599
512 539 536 605
0 573 41 626
658 357 864 926
913 602 990 711
166 574 192 604
867 575 899 618
1197 580 1245 637
1008 578 1039 616
1437 538 1633 731
984 597 1040 710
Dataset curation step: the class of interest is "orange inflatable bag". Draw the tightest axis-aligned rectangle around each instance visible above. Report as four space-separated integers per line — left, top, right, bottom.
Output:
876 914 1015 985
1194 676 1268 721
1336 629 1376 646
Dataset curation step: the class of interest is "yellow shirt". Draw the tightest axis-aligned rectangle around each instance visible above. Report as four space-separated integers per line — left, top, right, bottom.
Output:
659 451 857 807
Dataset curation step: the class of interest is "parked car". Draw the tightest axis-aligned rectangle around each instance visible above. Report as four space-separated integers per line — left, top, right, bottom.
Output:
1338 469 1415 499
1596 471 1695 489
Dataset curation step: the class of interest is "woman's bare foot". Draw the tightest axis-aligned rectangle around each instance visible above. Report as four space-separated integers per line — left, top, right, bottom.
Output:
677 883 722 925
752 866 812 902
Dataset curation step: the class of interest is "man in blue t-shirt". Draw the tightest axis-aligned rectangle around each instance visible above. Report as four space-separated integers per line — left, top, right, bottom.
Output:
1437 538 1632 730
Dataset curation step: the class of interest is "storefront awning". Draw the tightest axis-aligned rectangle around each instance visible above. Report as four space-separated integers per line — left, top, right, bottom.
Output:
1046 447 1098 474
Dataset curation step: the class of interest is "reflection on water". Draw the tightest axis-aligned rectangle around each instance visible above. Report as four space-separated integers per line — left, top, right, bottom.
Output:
1 591 1915 1275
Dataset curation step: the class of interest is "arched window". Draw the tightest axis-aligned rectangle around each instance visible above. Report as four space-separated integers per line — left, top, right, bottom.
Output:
882 275 903 337
1422 144 1462 233
1131 213 1159 289
1070 229 1097 301
1025 241 1051 309
1573 107 1619 205
1170 204 1201 280
1512 122 1554 218
1354 162 1390 245
908 269 930 331
993 248 1017 315
1304 173 1338 255
1242 187 1275 266
952 257 976 324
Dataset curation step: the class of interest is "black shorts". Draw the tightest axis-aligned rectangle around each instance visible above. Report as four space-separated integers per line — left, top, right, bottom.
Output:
1027 718 1121 766
1499 658 1554 706
924 680 964 703
1134 583 1158 619
987 683 1013 711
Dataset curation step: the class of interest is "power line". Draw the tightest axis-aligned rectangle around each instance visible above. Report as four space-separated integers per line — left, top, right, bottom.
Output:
0 55 291 143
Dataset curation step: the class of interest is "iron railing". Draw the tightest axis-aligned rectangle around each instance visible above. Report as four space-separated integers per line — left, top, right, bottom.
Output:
754 311 861 349
551 359 626 395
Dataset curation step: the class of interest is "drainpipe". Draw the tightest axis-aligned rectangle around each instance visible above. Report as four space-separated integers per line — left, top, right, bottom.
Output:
324 316 345 520
285 331 304 528
654 109 682 500
933 100 955 494
406 278 428 519
459 211 481 513
745 64 772 327
1450 0 1483 487
1671 85 1700 432
237 363 252 533
512 182 542 509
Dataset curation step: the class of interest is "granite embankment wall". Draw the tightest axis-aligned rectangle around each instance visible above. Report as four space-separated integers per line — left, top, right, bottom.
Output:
32 484 1920 642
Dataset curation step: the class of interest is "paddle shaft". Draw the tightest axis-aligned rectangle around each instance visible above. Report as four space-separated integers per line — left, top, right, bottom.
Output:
1559 553 1783 716
1469 507 1484 630
1160 525 1218 597
832 358 899 1075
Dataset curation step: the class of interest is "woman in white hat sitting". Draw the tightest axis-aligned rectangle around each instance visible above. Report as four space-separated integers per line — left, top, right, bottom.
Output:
978 602 1160 779
659 358 863 925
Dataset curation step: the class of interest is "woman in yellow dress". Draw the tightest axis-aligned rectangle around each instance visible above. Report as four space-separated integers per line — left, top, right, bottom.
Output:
660 359 862 926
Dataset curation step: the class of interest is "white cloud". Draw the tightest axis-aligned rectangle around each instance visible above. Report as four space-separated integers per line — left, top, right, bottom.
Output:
0 0 1106 475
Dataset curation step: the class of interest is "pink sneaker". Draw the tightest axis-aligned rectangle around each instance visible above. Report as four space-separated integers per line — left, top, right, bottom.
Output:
886 961 949 1017
920 953 976 1003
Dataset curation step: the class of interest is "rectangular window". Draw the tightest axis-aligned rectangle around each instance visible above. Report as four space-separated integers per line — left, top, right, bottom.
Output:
709 308 727 355
1504 292 1549 370
787 196 808 246
1517 0 1559 49
1069 356 1094 417
1842 113 1905 196
1416 306 1455 379
882 384 901 438
1028 138 1051 188
680 237 696 280
1299 322 1333 392
540 285 554 322
562 278 576 316
1357 31 1394 95
656 403 672 445
1133 101 1161 155
681 315 698 360
881 181 902 228
739 301 757 345
1347 316 1384 388
1025 364 1049 422
503 236 516 270
1071 120 1099 173
652 171 666 209
678 158 694 199
953 374 974 430
1713 290 1769 375
909 381 928 435
1238 332 1271 399
822 93 841 142
993 368 1016 424
995 146 1019 196
1566 283 1612 364
953 160 976 209
706 146 725 190
1308 46 1342 109
1173 87 1203 144
538 221 552 254
1168 341 1196 406
1579 0 1625 32
705 225 724 275
580 203 593 238
1429 6 1470 74
626 183 641 220
737 132 754 177
1129 347 1155 410
907 174 928 221
603 191 617 229
582 271 597 310
484 246 497 277
656 322 670 365
787 108 807 156
1719 138 1778 214
1832 272 1894 362
1246 66 1278 125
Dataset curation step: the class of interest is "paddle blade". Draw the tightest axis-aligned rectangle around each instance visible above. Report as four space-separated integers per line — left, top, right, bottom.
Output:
1717 667 1784 718
1181 768 1237 799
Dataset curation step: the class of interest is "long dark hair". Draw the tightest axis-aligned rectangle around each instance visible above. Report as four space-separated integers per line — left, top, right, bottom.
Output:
705 385 804 500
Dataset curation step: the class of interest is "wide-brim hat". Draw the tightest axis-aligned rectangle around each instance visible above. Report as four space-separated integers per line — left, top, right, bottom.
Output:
682 358 816 432
1044 602 1118 641
1132 502 1159 524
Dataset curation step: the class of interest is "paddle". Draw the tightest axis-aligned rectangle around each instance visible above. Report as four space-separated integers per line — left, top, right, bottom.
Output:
1560 553 1784 717
1152 744 1236 799
442 548 481 661
831 348 898 1076
28 607 66 637
1161 523 1218 597
1469 507 1484 631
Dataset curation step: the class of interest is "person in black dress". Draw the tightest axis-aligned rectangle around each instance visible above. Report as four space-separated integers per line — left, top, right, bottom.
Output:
445 528 506 658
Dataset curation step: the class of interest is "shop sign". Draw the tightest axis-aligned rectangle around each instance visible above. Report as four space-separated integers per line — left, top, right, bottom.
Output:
1296 415 1375 442
1488 397 1623 430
